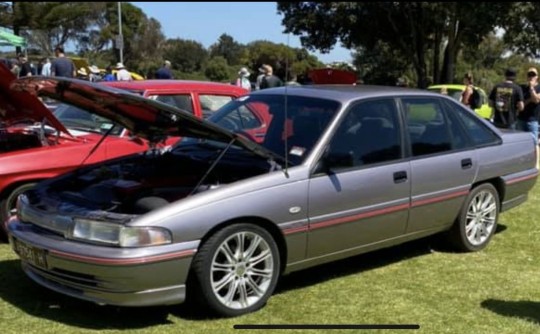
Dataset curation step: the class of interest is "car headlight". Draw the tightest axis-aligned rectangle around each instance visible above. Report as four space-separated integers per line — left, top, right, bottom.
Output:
69 218 172 247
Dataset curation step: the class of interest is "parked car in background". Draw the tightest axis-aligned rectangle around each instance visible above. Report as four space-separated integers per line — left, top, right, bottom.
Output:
103 80 249 119
0 64 179 238
7 81 537 317
427 84 492 120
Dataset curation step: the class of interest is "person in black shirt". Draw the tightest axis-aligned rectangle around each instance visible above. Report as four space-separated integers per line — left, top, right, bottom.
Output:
518 67 540 142
259 64 283 89
17 55 32 77
489 68 524 129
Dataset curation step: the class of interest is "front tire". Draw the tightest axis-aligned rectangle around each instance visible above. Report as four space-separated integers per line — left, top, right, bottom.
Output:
190 223 280 317
0 183 37 241
448 183 499 252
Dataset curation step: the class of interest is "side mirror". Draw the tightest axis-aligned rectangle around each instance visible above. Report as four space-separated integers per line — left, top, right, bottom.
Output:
318 151 355 173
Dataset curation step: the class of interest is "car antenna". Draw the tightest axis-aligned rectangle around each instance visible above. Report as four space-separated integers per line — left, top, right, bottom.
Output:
78 124 117 168
283 32 291 178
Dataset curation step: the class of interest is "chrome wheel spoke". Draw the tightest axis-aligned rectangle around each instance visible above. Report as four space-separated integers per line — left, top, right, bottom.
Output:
238 280 249 308
248 249 271 267
249 267 273 279
212 262 235 272
223 279 240 306
221 242 238 263
235 233 246 259
465 221 476 234
243 235 262 261
213 272 235 292
245 276 265 297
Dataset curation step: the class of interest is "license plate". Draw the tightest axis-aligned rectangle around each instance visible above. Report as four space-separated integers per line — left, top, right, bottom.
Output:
13 238 48 270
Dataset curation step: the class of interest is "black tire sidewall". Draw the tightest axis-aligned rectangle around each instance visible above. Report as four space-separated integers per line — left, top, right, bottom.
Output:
0 183 37 239
455 183 500 252
192 223 280 317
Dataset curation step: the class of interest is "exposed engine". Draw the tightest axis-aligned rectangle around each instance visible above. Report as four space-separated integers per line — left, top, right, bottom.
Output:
44 147 275 214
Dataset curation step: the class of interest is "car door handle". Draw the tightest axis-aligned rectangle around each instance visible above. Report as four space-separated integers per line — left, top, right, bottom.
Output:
393 171 408 183
461 158 473 169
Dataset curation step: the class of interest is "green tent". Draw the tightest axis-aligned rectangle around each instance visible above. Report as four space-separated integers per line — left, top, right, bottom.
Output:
0 29 27 48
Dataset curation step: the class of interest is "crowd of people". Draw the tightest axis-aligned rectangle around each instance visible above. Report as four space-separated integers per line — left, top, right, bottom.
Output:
459 68 540 143
2 45 140 82
234 63 303 91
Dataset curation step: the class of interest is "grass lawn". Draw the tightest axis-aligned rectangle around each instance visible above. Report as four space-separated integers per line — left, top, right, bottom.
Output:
0 183 539 334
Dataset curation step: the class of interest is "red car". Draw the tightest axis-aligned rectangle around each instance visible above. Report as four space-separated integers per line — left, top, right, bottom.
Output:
105 80 271 143
103 80 248 119
0 65 248 238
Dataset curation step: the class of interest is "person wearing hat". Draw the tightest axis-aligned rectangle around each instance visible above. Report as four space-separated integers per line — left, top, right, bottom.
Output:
488 68 524 129
115 62 132 81
88 65 102 82
155 60 174 79
76 67 89 80
255 66 266 90
236 67 252 91
259 64 283 90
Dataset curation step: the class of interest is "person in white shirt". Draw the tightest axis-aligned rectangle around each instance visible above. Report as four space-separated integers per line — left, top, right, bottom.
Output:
41 58 51 76
116 62 132 81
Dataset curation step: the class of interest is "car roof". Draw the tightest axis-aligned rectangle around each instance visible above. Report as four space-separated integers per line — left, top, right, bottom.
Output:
102 80 248 94
428 84 486 93
249 84 441 103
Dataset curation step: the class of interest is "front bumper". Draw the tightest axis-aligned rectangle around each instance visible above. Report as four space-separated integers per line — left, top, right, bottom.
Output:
8 219 199 307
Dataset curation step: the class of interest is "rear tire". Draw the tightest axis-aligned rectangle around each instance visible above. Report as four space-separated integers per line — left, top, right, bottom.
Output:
0 183 37 241
189 223 280 317
448 183 499 252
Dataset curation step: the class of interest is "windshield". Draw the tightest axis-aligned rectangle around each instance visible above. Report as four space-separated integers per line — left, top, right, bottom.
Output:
54 103 124 136
176 94 341 165
428 88 462 101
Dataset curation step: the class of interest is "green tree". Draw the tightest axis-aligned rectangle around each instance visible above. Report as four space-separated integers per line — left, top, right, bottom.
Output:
502 2 540 58
163 38 208 73
6 2 103 55
243 40 323 80
209 33 245 67
277 2 511 88
205 56 234 82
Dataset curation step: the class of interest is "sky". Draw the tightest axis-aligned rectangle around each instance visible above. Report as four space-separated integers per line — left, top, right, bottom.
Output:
133 2 353 64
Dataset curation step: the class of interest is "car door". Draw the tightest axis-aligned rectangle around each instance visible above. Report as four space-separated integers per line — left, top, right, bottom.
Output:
402 96 478 233
307 98 410 258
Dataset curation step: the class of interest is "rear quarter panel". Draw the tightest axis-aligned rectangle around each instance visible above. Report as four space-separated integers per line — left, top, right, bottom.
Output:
475 132 538 209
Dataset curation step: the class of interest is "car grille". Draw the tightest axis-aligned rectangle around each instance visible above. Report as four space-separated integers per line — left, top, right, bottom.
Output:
26 264 100 289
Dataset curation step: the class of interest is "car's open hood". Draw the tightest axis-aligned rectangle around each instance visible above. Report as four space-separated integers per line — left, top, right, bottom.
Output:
10 76 281 162
0 63 69 134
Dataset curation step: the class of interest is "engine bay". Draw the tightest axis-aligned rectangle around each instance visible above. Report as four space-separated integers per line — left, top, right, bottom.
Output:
46 146 276 214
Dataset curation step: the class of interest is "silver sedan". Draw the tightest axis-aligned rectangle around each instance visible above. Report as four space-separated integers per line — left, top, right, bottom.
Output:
7 77 538 317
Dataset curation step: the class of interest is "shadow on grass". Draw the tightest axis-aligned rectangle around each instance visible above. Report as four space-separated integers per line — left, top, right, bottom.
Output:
496 223 508 234
0 260 174 329
274 237 436 295
481 299 540 325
